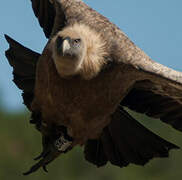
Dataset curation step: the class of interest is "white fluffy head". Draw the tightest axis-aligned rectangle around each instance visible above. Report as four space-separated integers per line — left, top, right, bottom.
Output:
52 24 108 79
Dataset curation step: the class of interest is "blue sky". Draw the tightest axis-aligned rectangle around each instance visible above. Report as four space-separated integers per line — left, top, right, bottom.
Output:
0 0 182 111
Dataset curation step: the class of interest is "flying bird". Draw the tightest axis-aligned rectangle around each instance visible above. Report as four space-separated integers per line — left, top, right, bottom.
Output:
5 0 182 175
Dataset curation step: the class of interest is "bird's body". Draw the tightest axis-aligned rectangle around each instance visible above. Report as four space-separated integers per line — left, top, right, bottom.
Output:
33 47 136 144
4 0 182 175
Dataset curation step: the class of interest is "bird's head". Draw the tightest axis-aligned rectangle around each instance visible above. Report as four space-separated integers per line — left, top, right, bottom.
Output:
56 35 84 59
52 24 108 79
52 29 86 77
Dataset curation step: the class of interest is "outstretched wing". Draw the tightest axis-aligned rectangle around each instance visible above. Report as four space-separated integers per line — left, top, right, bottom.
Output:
29 0 115 39
121 59 182 132
4 35 40 109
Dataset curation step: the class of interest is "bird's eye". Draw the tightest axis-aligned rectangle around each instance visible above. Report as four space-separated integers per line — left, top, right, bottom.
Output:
74 39 81 43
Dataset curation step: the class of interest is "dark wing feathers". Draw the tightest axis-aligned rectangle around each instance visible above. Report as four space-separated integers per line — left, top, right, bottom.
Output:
122 79 182 131
4 35 38 76
85 107 178 168
84 139 108 167
103 107 178 166
4 35 40 109
30 0 55 38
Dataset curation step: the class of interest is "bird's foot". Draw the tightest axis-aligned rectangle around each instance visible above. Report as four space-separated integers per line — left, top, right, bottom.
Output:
54 135 72 152
23 132 73 175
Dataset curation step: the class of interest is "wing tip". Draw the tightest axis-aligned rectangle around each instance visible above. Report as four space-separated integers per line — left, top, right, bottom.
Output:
4 34 14 44
4 34 9 40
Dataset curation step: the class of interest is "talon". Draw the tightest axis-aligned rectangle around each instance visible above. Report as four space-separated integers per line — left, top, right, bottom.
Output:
43 165 48 173
34 153 43 161
24 127 73 175
34 150 50 161
23 159 45 176
23 149 61 175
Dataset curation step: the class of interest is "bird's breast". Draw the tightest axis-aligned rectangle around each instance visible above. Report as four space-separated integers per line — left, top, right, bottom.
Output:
33 54 136 143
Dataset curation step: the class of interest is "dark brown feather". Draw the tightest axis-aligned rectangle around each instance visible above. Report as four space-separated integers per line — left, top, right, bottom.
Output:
30 0 55 38
4 35 40 108
84 107 178 168
122 80 182 132
101 107 179 167
84 139 107 167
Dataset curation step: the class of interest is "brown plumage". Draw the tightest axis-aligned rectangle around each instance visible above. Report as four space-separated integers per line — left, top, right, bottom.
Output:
4 0 182 175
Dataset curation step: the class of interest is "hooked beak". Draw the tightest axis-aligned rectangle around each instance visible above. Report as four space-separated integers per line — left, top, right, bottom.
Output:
56 36 71 56
62 39 71 56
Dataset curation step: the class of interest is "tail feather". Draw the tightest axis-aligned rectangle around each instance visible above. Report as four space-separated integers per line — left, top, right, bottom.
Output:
101 127 129 167
84 107 179 168
101 107 179 167
84 139 107 167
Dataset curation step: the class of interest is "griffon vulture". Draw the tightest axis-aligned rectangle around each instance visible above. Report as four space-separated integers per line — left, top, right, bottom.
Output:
4 0 182 175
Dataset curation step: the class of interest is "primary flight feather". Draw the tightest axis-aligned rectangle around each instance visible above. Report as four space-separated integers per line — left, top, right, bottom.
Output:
4 0 182 175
